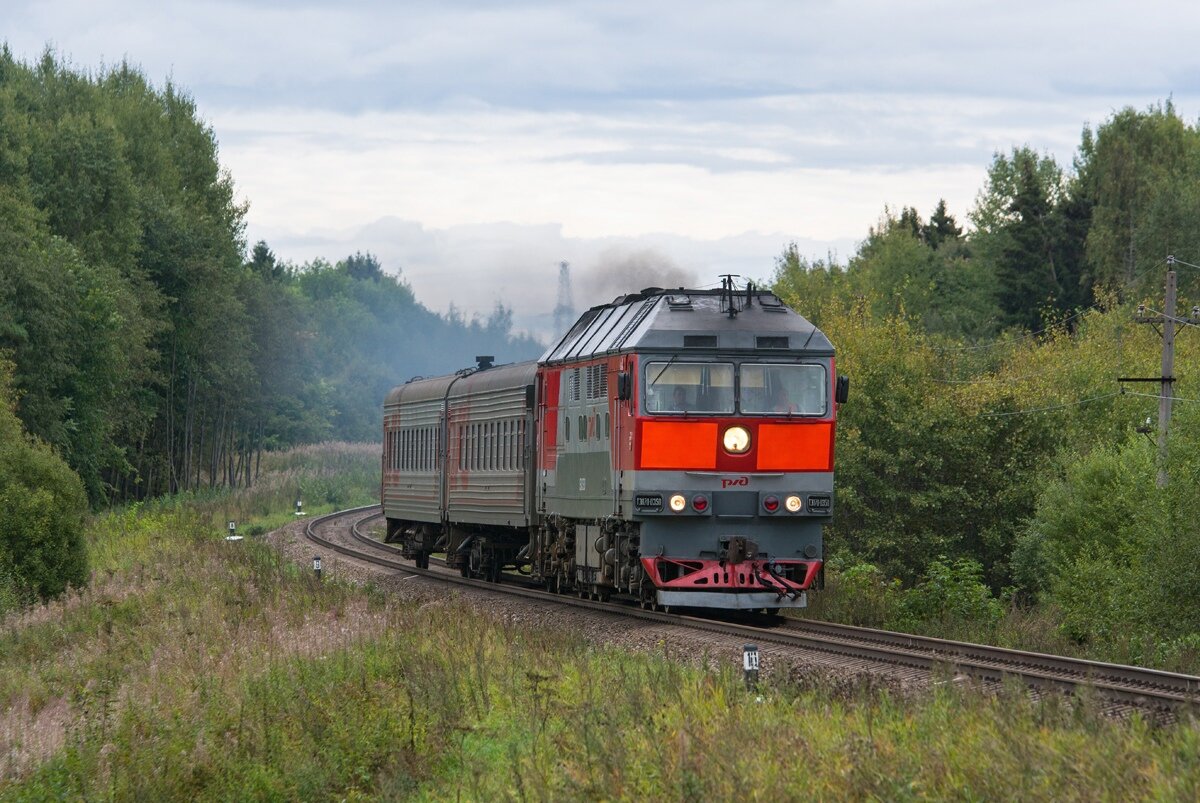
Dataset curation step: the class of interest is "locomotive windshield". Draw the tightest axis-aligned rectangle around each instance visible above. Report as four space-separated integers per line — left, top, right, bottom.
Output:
645 362 735 413
740 364 827 416
645 361 827 416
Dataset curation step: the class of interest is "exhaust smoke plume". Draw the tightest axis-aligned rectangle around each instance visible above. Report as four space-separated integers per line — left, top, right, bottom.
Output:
578 246 699 304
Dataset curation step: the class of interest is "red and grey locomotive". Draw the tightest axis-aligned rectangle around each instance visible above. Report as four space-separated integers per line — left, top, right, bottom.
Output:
381 282 846 610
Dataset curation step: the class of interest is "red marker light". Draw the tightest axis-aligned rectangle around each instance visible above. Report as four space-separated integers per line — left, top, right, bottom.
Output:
692 495 709 512
763 496 780 513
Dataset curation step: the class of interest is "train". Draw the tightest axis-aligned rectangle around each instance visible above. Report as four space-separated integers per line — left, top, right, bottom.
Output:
381 279 847 611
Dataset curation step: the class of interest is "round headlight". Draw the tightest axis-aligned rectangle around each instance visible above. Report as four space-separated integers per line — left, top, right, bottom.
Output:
763 495 780 513
785 495 803 513
668 493 687 512
723 425 751 454
692 494 709 512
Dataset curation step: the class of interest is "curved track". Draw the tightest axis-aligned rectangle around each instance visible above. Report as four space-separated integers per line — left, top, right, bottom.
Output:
304 506 1200 715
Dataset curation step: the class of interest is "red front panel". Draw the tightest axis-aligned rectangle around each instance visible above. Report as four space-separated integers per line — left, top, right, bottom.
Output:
634 418 835 472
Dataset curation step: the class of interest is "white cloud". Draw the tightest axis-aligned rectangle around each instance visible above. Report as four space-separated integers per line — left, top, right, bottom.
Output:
5 0 1200 341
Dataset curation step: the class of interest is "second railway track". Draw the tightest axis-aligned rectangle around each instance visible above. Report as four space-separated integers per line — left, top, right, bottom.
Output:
303 505 1200 716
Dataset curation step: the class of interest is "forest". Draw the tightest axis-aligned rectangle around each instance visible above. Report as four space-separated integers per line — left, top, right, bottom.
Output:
0 51 541 609
772 103 1200 668
2 50 1200 670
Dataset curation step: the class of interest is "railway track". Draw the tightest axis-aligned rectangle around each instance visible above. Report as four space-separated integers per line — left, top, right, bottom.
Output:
303 505 1200 715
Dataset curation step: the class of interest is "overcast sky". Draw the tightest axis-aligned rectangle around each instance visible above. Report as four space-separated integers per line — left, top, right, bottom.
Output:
5 1 1200 339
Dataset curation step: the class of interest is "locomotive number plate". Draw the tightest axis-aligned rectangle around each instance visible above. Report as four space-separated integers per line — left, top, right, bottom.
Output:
635 494 664 512
807 495 832 513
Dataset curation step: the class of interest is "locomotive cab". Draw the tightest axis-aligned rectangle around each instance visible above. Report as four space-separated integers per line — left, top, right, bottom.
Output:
632 353 834 609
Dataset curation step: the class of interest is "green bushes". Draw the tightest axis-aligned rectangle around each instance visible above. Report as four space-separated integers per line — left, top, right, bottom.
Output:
894 557 1004 637
1001 409 1200 667
0 364 88 612
808 558 1004 641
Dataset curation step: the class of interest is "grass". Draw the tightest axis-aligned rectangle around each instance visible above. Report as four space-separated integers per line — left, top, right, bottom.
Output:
1 442 1199 799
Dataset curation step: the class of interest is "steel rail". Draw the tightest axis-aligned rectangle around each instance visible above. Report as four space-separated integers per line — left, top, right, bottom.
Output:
303 506 1200 713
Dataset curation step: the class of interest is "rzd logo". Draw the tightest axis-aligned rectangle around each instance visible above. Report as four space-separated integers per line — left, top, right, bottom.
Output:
721 476 749 488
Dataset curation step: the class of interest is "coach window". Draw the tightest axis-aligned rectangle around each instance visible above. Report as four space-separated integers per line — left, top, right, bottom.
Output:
503 420 511 470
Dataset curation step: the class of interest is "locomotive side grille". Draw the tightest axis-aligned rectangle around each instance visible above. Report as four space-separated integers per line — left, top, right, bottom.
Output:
570 368 581 401
584 364 608 399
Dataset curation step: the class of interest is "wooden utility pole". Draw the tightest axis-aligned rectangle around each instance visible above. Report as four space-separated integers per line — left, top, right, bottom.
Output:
1128 256 1199 487
1157 266 1177 488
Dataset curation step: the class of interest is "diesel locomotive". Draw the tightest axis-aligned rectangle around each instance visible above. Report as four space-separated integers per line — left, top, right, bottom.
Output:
381 280 847 610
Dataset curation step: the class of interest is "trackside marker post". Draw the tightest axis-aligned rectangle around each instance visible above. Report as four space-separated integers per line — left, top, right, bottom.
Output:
743 644 760 689
313 555 322 580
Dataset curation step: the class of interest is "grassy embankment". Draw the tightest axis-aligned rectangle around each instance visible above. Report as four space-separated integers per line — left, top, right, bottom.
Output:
2 442 1199 800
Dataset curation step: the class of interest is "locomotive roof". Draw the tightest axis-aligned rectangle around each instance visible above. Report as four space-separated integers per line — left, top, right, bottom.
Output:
540 287 833 365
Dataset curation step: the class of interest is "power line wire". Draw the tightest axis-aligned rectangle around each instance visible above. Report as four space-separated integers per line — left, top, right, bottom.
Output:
1168 256 1200 272
1120 389 1200 404
935 305 1103 353
1143 307 1200 328
934 368 1063 385
976 390 1124 418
